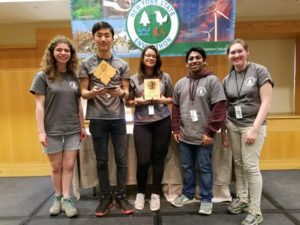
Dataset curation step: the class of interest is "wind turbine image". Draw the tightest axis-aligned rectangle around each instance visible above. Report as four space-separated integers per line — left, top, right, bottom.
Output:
200 26 215 42
197 0 231 41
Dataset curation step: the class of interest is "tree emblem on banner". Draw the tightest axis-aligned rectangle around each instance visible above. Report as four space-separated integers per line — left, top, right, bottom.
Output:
127 0 179 51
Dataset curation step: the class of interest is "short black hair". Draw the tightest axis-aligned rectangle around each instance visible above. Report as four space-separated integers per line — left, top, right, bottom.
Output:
185 47 207 62
92 21 115 37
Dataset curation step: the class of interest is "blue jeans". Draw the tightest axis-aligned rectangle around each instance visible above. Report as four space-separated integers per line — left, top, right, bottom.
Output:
178 142 213 202
89 119 128 197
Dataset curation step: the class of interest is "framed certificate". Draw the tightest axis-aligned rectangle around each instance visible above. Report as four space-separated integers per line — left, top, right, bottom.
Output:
144 78 160 100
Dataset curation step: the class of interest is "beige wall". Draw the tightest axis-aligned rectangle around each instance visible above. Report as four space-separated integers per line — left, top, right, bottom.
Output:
0 21 71 46
247 39 295 113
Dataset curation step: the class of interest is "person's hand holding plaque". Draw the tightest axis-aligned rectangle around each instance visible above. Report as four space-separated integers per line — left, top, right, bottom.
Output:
90 86 107 97
134 96 152 105
105 85 125 97
152 94 170 105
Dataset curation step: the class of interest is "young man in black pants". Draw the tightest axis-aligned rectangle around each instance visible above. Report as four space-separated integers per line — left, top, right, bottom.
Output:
79 21 133 216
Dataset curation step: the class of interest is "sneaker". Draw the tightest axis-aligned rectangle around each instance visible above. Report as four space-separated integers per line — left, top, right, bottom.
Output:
61 197 78 218
115 196 134 215
150 194 160 211
198 202 213 215
95 195 113 217
171 194 198 207
134 193 145 210
241 213 263 225
228 198 249 214
49 193 62 216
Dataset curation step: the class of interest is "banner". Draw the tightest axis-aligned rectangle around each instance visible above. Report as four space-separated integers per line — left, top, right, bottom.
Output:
70 0 236 58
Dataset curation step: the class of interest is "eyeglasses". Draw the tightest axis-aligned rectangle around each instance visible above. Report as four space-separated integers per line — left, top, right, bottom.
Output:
144 54 157 59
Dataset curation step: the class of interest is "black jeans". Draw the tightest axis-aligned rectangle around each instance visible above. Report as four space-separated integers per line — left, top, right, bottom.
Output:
133 116 171 194
89 119 128 197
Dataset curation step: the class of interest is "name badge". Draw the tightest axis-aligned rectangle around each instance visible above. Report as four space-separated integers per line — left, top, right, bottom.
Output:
148 105 155 115
190 110 198 122
235 105 243 119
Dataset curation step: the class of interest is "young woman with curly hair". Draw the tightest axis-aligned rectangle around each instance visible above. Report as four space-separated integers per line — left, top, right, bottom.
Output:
30 35 86 218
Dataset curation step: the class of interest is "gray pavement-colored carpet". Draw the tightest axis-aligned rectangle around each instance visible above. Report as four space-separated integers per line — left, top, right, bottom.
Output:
0 170 300 225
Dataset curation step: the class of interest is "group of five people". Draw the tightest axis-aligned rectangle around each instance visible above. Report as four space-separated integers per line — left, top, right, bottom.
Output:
30 21 273 225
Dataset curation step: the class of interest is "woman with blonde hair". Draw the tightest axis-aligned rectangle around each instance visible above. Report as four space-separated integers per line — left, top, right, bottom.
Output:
30 35 86 218
222 39 273 225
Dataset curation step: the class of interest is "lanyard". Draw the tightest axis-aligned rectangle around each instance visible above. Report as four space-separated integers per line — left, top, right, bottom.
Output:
97 55 113 65
189 78 200 103
234 66 248 101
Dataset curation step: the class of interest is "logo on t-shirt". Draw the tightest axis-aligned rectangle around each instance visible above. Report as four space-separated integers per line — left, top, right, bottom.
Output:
126 0 179 51
245 77 256 87
197 87 207 96
69 81 78 89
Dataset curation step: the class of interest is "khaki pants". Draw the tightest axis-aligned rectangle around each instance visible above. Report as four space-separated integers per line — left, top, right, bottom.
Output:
226 120 266 215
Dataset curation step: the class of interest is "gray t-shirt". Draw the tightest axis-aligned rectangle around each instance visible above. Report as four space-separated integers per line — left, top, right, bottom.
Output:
173 74 226 145
78 54 130 120
129 72 173 125
223 62 274 127
30 71 81 135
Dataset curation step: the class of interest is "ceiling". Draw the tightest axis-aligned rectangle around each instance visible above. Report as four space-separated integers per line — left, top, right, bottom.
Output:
0 0 300 24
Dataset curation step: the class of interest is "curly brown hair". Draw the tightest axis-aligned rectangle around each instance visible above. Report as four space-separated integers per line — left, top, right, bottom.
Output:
39 35 79 80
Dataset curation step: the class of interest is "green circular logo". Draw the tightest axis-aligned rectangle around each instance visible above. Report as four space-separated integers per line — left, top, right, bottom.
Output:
127 0 179 51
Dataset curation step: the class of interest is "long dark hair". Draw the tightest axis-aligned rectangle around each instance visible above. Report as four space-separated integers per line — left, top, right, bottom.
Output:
138 45 163 84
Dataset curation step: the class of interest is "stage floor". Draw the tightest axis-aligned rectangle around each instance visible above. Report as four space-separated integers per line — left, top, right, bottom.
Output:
1 170 300 225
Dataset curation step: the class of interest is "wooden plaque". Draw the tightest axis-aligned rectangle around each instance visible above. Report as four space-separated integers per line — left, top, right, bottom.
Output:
93 60 116 85
144 78 160 100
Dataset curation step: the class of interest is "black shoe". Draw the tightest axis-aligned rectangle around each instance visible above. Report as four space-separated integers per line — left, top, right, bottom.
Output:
95 195 113 217
115 196 134 215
